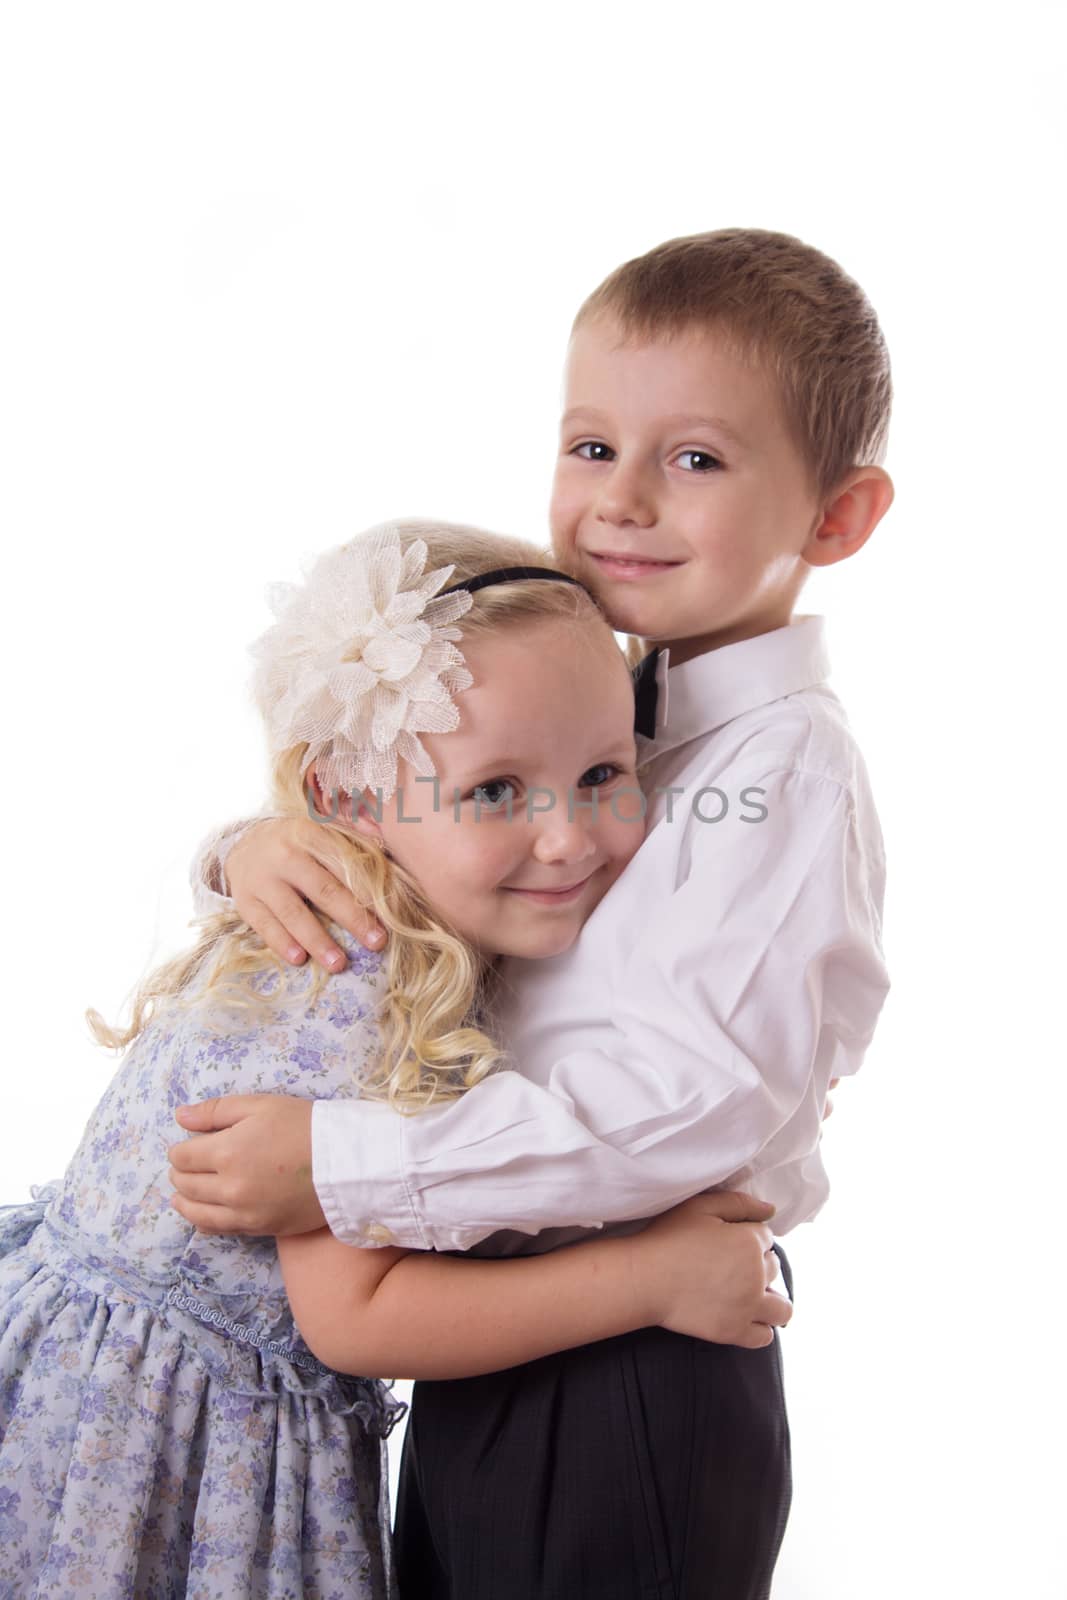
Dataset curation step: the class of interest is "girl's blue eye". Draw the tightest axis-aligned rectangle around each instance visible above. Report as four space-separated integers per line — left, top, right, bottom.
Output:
677 450 722 472
573 441 615 462
578 763 620 789
471 779 516 808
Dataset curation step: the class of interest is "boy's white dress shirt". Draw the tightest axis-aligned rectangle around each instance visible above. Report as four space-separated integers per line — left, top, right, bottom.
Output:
193 615 888 1254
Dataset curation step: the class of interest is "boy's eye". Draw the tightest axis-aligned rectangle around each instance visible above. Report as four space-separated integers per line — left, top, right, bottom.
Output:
578 763 621 789
676 449 722 473
470 779 517 809
572 441 721 472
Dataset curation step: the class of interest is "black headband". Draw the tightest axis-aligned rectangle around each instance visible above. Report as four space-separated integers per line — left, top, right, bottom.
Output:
439 566 592 598
439 563 657 736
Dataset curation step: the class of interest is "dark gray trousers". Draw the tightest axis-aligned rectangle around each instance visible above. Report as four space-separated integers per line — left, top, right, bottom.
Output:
394 1246 793 1599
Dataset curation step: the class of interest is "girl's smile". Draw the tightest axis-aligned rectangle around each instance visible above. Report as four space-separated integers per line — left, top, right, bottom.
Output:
352 617 644 961
500 873 596 905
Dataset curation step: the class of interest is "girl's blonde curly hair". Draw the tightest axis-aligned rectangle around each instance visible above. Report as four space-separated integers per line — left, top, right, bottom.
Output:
87 519 617 1114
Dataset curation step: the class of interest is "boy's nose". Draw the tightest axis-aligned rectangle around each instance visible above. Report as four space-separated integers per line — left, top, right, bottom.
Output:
595 463 656 528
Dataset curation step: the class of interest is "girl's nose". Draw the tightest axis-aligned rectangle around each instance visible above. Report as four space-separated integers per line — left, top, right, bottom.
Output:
530 807 600 867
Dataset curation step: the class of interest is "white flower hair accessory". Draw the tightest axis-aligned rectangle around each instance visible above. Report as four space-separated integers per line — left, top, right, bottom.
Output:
250 522 476 802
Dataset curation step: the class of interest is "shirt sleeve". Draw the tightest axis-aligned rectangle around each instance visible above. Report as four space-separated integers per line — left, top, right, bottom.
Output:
189 815 278 920
312 767 889 1251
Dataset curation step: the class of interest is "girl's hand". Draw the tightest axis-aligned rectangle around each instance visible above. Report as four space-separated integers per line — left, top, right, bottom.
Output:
227 817 386 970
630 1191 792 1349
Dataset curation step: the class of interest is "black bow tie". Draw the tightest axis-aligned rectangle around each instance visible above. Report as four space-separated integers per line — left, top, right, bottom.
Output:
631 648 661 739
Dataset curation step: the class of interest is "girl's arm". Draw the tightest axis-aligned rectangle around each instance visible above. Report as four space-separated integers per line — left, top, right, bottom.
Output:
278 1190 789 1380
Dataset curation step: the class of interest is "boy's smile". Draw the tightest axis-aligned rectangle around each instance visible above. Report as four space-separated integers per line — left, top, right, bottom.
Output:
550 316 827 660
587 552 684 580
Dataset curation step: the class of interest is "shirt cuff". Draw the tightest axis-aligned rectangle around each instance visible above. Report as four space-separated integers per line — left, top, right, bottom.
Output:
189 826 237 920
213 824 249 898
311 1097 428 1249
188 813 282 920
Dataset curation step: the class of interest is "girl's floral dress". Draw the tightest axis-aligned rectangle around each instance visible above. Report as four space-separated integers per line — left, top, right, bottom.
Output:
0 930 406 1599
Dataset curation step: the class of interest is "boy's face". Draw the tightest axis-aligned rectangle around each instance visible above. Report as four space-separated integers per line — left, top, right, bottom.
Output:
550 316 825 659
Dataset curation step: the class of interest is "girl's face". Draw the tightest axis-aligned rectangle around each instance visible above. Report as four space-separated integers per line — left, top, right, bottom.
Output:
356 618 644 960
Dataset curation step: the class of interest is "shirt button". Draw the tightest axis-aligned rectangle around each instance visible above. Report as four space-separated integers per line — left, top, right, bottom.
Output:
364 1222 394 1245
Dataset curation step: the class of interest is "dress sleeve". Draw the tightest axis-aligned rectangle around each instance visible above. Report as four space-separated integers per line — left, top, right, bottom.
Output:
311 767 889 1251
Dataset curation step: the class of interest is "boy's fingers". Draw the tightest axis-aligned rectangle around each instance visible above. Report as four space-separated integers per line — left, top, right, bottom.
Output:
255 884 347 970
169 1194 245 1234
288 861 386 954
168 1134 225 1171
243 895 311 967
173 1096 230 1133
173 1093 269 1132
169 1168 230 1203
350 908 386 953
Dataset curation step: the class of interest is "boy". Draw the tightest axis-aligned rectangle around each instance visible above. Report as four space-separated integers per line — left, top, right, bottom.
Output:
171 228 893 1596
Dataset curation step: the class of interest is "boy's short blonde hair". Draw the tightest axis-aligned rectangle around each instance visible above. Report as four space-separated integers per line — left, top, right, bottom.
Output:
574 228 891 497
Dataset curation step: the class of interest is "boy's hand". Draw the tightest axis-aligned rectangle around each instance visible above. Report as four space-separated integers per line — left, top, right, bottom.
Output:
227 817 386 970
168 1095 326 1235
823 1076 841 1120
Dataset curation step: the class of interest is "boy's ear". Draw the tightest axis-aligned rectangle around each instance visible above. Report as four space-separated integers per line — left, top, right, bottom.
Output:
803 465 894 569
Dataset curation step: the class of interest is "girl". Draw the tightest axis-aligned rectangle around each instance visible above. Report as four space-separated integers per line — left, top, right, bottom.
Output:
0 520 787 1599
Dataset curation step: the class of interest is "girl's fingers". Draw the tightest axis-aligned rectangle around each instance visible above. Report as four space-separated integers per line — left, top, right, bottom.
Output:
760 1290 793 1328
742 1325 775 1350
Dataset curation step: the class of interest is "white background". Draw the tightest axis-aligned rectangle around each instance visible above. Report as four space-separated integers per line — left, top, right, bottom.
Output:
1 3 1064 1595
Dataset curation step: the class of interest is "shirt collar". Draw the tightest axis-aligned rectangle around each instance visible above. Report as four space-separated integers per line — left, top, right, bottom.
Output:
635 615 831 759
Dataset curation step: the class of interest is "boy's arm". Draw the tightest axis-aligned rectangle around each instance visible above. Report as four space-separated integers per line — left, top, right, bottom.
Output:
310 768 885 1249
173 768 886 1247
189 815 384 963
189 819 264 920
277 1190 788 1378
